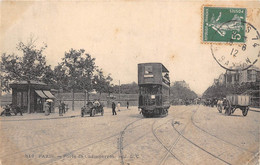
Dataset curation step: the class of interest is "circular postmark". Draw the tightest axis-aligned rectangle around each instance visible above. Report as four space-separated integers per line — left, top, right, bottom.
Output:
211 20 260 71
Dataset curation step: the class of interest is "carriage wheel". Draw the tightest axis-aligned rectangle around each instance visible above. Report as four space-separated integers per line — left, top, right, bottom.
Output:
218 106 222 113
225 100 232 116
242 107 249 116
227 107 232 115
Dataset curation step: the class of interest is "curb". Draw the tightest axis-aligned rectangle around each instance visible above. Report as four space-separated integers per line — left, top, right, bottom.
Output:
0 115 81 122
249 107 260 113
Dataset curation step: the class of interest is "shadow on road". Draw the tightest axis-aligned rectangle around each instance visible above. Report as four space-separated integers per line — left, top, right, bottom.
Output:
128 114 143 119
226 114 244 117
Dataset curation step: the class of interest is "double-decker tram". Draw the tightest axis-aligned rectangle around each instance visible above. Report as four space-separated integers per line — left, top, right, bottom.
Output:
138 63 170 117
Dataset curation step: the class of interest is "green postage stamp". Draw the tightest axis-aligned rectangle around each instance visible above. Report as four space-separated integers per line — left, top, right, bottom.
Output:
203 7 247 43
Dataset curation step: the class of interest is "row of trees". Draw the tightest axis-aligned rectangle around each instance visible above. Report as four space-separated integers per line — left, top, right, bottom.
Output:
1 39 113 109
170 82 198 104
1 38 199 107
202 82 259 99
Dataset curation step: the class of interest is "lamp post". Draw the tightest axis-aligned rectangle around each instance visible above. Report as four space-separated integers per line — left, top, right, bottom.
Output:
27 80 31 113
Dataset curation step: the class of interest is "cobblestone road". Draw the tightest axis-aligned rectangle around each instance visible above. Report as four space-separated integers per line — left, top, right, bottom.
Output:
0 105 259 165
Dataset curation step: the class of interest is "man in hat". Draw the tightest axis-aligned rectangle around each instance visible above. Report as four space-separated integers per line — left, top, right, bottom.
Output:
59 101 63 116
112 101 117 115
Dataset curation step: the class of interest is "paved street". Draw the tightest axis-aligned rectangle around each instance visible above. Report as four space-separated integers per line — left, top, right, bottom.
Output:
0 105 259 165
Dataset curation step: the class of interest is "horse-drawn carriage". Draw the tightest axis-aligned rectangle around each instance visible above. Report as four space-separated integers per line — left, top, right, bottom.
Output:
220 95 250 116
81 101 104 117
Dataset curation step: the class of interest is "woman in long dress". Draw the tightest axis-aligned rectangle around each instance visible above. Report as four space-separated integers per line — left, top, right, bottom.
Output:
117 102 121 112
44 101 50 116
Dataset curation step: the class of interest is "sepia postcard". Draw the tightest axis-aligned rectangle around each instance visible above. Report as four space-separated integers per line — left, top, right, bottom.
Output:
0 0 259 165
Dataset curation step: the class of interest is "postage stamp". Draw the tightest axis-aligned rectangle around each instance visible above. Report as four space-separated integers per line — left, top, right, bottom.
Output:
203 7 247 43
210 21 260 71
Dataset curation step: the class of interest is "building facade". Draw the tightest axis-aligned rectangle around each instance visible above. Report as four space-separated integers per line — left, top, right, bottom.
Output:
225 66 260 85
10 81 55 113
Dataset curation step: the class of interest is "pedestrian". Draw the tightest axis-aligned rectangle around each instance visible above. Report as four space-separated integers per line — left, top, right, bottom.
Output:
44 101 50 116
14 106 23 116
61 101 66 114
94 99 101 107
139 107 142 114
59 101 63 116
117 102 121 112
112 102 117 115
126 101 129 109
0 104 11 116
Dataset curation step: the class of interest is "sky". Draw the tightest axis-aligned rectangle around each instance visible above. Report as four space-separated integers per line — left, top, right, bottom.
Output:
1 1 259 95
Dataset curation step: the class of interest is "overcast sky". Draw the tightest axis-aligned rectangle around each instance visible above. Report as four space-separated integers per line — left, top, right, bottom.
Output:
1 1 259 95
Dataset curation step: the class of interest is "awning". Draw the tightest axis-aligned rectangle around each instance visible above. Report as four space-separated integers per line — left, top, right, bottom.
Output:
35 90 48 98
43 90 55 99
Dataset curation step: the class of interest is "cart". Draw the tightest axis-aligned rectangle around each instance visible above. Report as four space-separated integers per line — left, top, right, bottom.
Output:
224 95 250 116
81 101 104 117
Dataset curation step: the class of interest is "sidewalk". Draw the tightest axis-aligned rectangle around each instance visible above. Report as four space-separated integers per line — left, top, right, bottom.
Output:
249 107 260 112
0 109 81 121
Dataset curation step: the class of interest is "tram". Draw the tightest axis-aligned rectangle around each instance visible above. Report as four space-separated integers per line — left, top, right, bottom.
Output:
138 63 170 117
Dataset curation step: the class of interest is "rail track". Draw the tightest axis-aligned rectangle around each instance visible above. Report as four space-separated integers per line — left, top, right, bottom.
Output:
172 119 231 165
2 106 258 165
97 109 190 165
118 118 143 165
1 117 147 164
191 108 255 154
152 120 184 165
39 118 147 165
171 106 233 165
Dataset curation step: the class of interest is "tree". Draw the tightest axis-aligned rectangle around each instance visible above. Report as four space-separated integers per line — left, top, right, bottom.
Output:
56 49 96 109
1 39 52 113
113 82 138 94
1 40 50 92
92 69 113 98
170 82 198 104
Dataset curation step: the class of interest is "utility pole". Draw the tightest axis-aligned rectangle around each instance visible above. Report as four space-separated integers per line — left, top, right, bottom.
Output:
27 80 31 113
119 80 121 101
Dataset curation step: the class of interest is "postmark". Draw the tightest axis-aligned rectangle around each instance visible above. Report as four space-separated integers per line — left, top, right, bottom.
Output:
202 6 260 71
203 7 247 43
210 20 260 71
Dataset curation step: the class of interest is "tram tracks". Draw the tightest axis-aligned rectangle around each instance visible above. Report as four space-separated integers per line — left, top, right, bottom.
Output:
152 120 184 165
95 117 170 165
1 117 146 164
170 105 256 165
40 118 148 165
2 106 257 165
191 109 255 154
171 119 231 165
97 109 188 165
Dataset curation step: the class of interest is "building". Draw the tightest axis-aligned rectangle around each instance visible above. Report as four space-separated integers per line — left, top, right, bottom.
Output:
214 73 225 86
9 81 56 113
225 66 260 85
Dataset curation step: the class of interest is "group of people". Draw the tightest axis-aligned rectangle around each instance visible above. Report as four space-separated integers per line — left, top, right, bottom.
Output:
0 104 23 116
58 101 66 116
43 100 54 116
111 101 129 115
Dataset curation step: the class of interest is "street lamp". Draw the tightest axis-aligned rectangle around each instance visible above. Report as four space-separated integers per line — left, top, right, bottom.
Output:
27 80 31 113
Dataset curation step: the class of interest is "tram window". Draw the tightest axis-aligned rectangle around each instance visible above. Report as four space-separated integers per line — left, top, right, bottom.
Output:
140 85 162 95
